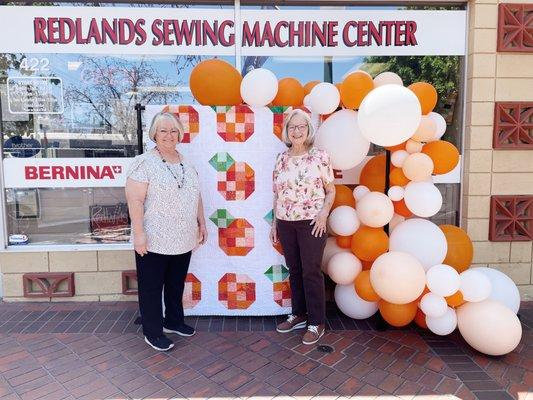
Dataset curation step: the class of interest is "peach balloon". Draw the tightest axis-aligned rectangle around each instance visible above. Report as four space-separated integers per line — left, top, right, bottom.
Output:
272 77 305 106
409 82 438 115
402 153 434 182
411 115 437 142
328 252 362 285
356 192 394 228
379 300 418 327
190 59 242 105
405 139 424 154
422 140 460 175
373 71 403 87
354 270 380 302
439 225 473 273
370 251 426 304
340 71 374 110
350 226 389 261
322 237 350 273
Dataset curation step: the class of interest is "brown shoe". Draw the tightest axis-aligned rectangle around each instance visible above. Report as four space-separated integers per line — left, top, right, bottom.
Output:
302 324 325 345
276 314 307 333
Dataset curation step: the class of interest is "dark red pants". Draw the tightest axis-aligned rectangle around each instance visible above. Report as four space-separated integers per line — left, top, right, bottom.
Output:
277 219 327 325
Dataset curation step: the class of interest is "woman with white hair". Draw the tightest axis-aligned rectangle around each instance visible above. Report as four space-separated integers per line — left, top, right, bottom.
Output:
271 109 336 345
125 111 207 351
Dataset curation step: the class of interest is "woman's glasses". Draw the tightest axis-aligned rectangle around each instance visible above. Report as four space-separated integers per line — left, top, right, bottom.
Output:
287 124 308 133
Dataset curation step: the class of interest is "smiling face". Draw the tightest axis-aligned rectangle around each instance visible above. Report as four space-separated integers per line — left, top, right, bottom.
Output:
154 118 181 151
286 114 309 148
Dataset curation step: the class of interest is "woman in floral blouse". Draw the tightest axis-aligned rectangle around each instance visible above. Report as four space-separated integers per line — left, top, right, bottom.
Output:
271 108 336 345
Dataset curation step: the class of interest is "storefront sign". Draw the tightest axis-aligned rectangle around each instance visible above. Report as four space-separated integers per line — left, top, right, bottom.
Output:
4 136 41 158
0 6 466 56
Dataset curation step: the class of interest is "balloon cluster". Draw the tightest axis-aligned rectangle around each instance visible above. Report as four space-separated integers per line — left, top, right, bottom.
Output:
189 59 523 357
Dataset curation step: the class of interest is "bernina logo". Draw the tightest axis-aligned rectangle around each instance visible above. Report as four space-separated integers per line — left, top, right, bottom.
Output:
25 165 123 180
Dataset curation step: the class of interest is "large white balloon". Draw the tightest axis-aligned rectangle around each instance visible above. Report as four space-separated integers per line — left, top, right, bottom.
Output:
389 218 447 271
358 84 422 147
240 68 278 107
315 110 370 170
471 267 520 314
460 269 492 302
328 206 360 236
328 252 362 285
426 264 460 297
308 82 340 115
404 181 443 218
427 307 457 336
427 112 447 141
457 300 522 356
321 237 350 274
373 72 403 87
334 283 379 319
420 293 447 318
356 192 394 228
370 251 426 304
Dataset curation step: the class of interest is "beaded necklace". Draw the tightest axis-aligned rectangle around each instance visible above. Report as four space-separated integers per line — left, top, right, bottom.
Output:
155 147 185 188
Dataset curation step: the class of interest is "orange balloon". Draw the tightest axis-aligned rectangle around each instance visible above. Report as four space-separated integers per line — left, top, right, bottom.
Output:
361 260 373 270
414 308 428 329
272 78 305 106
446 291 466 308
393 199 413 217
439 225 473 273
389 168 410 187
350 226 389 261
409 82 438 115
332 185 356 210
304 80 320 95
386 142 407 152
359 153 386 192
422 141 460 175
336 235 352 249
340 71 374 110
379 300 418 327
190 59 242 105
354 271 380 302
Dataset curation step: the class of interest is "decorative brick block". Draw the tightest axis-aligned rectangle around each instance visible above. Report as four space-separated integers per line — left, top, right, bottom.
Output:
23 273 75 298
493 102 533 149
497 3 533 53
122 270 138 295
489 195 533 241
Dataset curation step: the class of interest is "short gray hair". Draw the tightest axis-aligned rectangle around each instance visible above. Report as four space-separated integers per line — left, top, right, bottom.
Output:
148 112 185 142
281 109 315 148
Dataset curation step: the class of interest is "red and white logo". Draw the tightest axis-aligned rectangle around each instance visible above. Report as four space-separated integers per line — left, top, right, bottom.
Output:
25 165 122 180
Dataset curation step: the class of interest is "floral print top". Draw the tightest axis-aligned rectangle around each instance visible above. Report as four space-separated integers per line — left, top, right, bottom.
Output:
273 147 334 221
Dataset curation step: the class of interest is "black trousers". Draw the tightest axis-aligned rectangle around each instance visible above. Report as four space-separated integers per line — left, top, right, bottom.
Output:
135 251 191 338
277 219 327 326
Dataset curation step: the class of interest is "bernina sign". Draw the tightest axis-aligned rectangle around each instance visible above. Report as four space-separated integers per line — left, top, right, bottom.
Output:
3 158 131 188
0 7 467 56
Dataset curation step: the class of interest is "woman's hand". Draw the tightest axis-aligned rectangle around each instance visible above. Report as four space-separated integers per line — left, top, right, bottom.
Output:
269 225 278 244
310 210 328 237
133 231 148 256
198 223 208 245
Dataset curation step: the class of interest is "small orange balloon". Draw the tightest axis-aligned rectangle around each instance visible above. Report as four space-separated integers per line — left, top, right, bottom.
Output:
386 142 407 152
389 168 410 187
351 226 389 261
379 300 418 327
446 291 466 308
340 71 374 110
359 153 386 192
354 271 380 302
190 59 242 106
304 80 320 95
361 260 373 270
414 308 428 329
332 185 356 210
422 140 460 175
439 225 473 273
409 82 438 115
393 199 413 217
272 77 305 106
336 235 352 249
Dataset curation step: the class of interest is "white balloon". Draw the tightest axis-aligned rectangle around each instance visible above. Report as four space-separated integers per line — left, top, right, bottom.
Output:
308 82 340 115
334 283 378 320
315 109 370 170
471 267 520 314
387 186 404 201
353 185 370 201
420 293 447 318
240 68 278 107
356 192 394 228
427 264 460 297
405 139 424 154
404 181 443 218
389 218 447 271
391 150 409 168
358 85 421 147
321 237 350 274
303 94 312 108
328 252 362 285
460 269 492 302
426 307 457 336
427 112 447 141
328 206 360 236
373 72 403 87
389 214 405 232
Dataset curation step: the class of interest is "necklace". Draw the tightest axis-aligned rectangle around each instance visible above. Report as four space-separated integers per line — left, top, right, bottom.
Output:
155 147 185 188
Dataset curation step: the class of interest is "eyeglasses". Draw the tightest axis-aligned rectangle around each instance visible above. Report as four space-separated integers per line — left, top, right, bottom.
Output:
287 124 308 132
157 129 180 137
